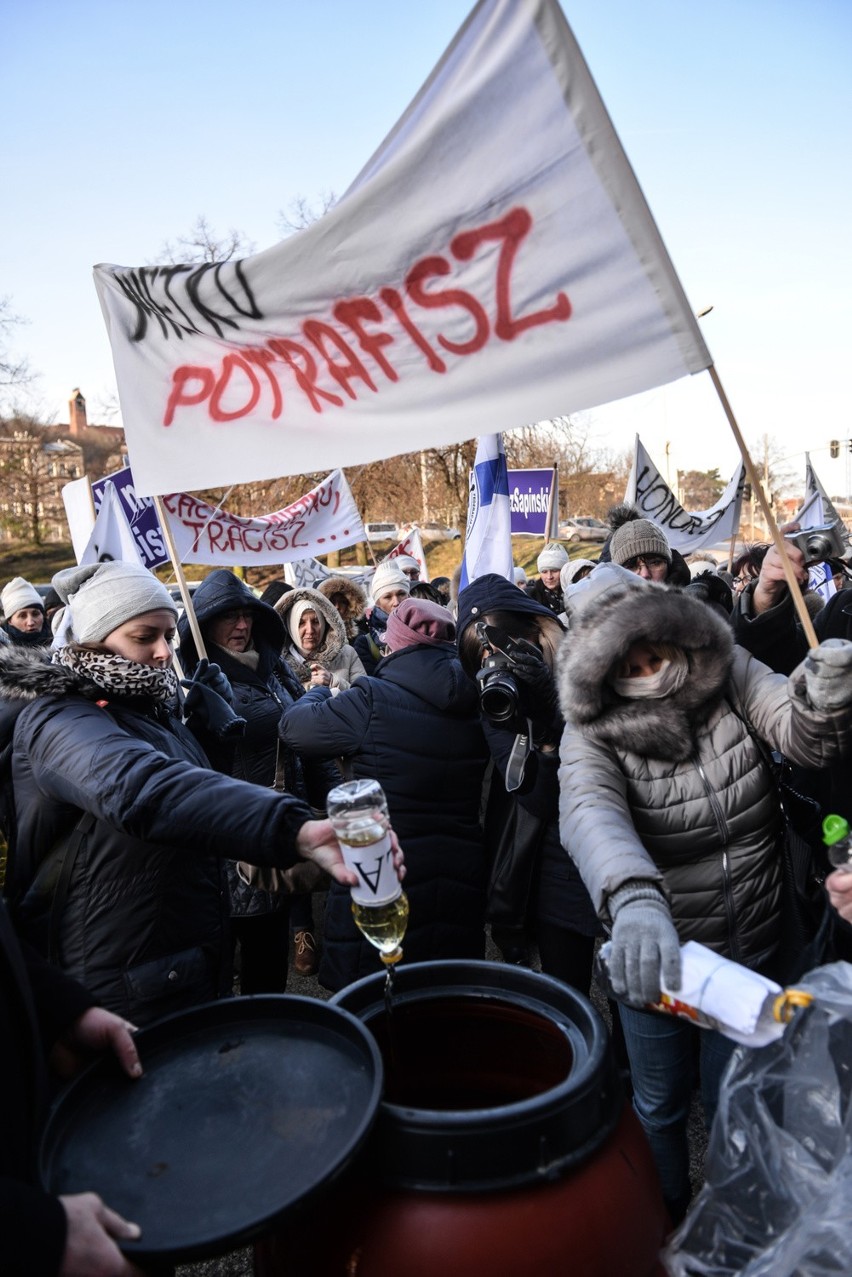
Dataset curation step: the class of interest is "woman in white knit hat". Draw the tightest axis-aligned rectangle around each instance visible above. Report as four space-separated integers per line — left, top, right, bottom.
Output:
0 560 381 1025
354 560 410 675
1 576 52 648
526 542 569 614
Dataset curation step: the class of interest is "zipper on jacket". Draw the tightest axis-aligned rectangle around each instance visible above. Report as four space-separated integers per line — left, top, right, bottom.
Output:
690 752 742 964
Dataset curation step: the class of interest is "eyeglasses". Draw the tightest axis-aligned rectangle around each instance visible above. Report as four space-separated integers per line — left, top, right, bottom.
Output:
622 555 668 572
220 609 254 623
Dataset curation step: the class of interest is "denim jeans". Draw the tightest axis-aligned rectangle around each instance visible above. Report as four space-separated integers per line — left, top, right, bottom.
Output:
617 1003 738 1221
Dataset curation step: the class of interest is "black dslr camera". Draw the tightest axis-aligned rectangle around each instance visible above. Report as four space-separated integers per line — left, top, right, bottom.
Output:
474 622 528 726
784 520 847 565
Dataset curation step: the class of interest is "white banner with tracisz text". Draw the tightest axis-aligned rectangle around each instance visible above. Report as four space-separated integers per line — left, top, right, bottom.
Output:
94 0 711 497
624 437 745 553
159 470 365 565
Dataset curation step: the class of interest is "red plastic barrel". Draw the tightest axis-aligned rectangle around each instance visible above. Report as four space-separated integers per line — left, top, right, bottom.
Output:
256 961 669 1277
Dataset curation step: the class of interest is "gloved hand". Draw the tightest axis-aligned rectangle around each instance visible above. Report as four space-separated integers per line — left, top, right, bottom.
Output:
509 639 561 742
181 660 246 739
184 657 234 703
802 638 852 712
685 571 733 616
608 885 681 1005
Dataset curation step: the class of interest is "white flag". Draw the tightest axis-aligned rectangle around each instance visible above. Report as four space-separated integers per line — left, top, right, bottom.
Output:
795 454 847 535
624 436 744 554
79 481 146 567
387 527 430 582
94 0 711 498
460 434 514 589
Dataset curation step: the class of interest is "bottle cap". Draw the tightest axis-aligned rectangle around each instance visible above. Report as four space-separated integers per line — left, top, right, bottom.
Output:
823 813 850 846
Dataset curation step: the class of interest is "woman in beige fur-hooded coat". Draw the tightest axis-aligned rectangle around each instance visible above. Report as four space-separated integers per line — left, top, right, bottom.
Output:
555 563 852 1221
275 587 366 694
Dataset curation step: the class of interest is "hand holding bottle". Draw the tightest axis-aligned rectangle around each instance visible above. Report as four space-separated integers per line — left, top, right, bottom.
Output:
327 779 408 964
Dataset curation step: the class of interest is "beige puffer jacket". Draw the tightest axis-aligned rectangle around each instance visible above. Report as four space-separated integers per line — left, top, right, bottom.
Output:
556 575 852 971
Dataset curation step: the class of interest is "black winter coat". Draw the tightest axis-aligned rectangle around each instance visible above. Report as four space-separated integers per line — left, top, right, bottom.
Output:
281 643 489 990
178 570 338 916
0 896 93 1276
456 574 599 937
0 646 313 1023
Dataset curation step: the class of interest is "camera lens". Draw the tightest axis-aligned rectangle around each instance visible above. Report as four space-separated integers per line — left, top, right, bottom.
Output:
805 534 831 561
479 671 520 724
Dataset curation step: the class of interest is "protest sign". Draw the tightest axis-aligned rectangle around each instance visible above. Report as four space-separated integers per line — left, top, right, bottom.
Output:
508 468 556 536
158 469 365 566
624 437 745 554
91 466 168 569
94 0 710 497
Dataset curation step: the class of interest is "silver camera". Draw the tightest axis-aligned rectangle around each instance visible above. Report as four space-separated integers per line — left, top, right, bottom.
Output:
784 520 847 564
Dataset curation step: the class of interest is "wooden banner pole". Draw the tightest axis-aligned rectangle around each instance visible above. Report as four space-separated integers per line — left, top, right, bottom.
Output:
152 496 208 663
708 365 818 649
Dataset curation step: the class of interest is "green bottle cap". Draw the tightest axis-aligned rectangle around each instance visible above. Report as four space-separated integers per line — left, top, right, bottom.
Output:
823 814 850 847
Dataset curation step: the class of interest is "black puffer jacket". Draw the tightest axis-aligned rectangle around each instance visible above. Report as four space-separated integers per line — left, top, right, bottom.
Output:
281 643 489 990
456 574 599 936
177 569 338 916
0 645 313 1023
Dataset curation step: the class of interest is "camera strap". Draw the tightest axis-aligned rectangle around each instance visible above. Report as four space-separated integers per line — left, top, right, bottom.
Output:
505 725 533 792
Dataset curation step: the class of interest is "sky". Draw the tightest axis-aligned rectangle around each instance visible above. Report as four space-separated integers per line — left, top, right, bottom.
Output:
3 0 852 499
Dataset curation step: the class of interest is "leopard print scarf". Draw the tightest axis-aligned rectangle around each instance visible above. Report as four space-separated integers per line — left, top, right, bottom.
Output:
53 644 179 703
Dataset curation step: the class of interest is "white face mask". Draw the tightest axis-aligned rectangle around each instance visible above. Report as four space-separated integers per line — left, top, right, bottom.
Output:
610 651 689 700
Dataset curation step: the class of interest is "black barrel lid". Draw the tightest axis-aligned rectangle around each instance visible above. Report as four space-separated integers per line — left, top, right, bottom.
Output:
39 995 383 1263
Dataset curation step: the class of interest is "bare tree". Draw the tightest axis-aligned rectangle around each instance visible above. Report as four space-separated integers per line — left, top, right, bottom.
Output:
277 191 338 238
155 215 255 266
0 297 34 409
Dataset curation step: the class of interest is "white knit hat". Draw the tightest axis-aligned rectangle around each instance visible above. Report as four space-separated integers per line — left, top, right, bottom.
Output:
1 576 44 621
513 566 528 586
370 561 410 604
560 559 596 593
537 542 569 571
394 554 420 576
52 561 177 643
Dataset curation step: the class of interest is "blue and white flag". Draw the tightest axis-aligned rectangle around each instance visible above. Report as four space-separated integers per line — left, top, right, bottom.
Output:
460 435 513 590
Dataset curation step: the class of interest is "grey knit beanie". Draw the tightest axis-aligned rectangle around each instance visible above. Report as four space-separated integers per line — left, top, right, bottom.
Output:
609 519 671 567
52 561 177 643
1 576 43 621
537 542 569 571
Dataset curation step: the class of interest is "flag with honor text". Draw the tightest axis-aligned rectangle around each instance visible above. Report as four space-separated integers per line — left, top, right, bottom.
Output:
625 437 745 554
94 0 711 498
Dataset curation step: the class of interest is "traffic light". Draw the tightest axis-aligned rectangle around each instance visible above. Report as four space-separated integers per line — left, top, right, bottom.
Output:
849 439 852 454
830 440 840 458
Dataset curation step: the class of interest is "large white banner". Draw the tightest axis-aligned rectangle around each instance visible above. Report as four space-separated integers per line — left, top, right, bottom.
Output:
159 470 365 565
94 0 711 497
625 436 745 553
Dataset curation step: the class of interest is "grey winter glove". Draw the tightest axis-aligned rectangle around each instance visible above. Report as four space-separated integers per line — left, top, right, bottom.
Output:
802 638 852 712
608 883 681 1006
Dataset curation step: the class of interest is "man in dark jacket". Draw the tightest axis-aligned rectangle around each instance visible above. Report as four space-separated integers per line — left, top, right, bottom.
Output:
1 894 143 1276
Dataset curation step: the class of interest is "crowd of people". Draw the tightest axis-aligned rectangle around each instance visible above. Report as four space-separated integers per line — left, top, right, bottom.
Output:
2 503 852 1271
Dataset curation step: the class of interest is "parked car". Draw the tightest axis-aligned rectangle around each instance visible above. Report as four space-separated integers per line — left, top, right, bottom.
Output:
401 521 461 541
364 522 401 542
558 517 609 543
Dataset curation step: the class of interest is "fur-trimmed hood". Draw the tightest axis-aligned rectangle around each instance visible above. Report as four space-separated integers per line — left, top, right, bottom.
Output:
0 643 96 705
316 576 367 639
274 587 347 666
556 578 734 761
